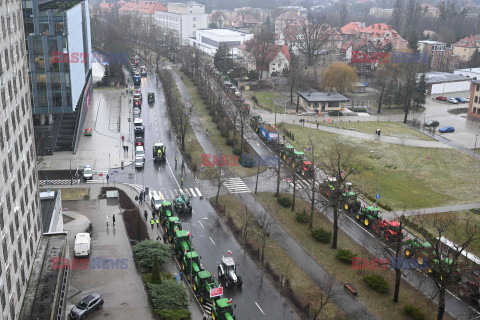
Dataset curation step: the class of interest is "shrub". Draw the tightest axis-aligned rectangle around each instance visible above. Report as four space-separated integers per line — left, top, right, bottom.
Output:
233 148 242 156
220 127 228 137
311 228 332 243
157 309 191 320
132 240 172 272
295 210 310 223
83 194 90 200
277 196 292 208
403 305 426 320
226 138 234 146
363 274 389 294
336 248 357 264
148 280 189 311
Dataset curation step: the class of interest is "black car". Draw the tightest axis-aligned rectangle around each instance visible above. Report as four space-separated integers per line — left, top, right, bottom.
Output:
70 293 103 319
424 120 439 127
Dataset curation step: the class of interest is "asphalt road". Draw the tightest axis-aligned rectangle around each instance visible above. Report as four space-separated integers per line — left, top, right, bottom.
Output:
113 69 298 320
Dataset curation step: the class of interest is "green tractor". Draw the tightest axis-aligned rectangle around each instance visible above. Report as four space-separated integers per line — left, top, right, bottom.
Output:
356 205 381 228
211 298 236 320
182 251 203 281
292 151 305 169
250 114 262 132
341 182 361 213
280 144 295 163
173 229 192 260
173 193 192 214
193 270 217 304
403 239 432 266
153 143 166 162
159 201 174 227
319 176 337 197
164 216 182 242
148 91 155 104
427 257 462 283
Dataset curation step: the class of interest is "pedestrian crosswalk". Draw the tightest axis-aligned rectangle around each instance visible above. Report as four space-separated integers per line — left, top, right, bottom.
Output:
39 179 80 186
125 183 203 201
288 175 320 190
223 177 250 194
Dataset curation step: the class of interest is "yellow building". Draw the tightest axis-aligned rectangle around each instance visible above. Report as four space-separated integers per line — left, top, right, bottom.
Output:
452 34 480 61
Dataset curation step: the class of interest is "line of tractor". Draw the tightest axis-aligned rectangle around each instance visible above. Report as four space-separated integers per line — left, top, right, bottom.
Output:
155 199 241 320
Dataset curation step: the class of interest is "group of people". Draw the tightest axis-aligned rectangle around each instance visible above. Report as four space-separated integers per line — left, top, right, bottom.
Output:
123 145 129 153
135 190 146 204
106 214 116 227
299 118 307 125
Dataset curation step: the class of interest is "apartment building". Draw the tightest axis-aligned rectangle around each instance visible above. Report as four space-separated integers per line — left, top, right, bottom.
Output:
0 0 43 319
155 2 208 45
468 80 480 120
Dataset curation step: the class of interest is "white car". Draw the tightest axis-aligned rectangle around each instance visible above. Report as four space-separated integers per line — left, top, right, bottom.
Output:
465 97 470 102
83 165 93 181
134 118 144 133
150 193 163 211
135 156 144 168
447 97 458 104
74 233 91 257
135 145 145 160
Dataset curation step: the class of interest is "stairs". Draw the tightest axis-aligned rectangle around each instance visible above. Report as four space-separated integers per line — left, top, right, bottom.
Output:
55 110 79 152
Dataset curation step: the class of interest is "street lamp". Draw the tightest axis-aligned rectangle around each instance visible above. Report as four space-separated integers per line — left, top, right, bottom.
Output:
475 134 479 154
370 151 382 207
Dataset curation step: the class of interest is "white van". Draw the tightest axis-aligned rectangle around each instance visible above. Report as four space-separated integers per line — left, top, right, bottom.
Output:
135 145 145 159
133 118 144 133
74 233 91 257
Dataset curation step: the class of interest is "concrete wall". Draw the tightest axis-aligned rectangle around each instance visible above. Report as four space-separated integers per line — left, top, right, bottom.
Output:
430 81 472 94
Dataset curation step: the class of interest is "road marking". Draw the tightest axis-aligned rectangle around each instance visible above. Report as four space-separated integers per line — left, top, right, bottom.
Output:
199 221 205 229
345 215 375 238
195 188 202 197
189 188 196 197
255 302 265 315
209 237 216 245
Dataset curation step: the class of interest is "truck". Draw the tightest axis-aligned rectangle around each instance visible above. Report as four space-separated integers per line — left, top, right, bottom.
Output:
173 193 192 214
153 143 166 162
164 216 182 242
193 270 217 304
159 201 174 226
211 298 236 320
173 229 192 260
259 123 279 143
182 251 203 281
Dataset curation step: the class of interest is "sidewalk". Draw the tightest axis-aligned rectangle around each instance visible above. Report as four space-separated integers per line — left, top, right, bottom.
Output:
389 202 480 217
38 88 135 171
169 69 377 319
256 109 451 149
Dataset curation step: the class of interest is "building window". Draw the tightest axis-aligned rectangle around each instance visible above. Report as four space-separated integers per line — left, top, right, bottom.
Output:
9 298 14 319
475 107 478 114
9 224 14 244
16 280 21 300
0 205 3 230
475 96 478 103
12 252 17 272
6 269 11 292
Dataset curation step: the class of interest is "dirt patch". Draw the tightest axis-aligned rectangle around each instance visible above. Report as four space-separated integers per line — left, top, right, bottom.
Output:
47 188 89 200
448 108 468 115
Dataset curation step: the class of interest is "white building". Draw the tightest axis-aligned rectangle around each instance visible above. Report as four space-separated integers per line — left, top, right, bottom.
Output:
189 28 254 57
155 2 208 45
454 68 480 81
1 0 42 318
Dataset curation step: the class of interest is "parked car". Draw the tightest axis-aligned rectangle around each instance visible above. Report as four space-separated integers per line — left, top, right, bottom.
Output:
466 97 470 102
447 97 458 104
439 126 455 133
83 165 93 181
455 97 466 103
84 128 92 136
424 120 439 127
74 233 91 257
69 293 103 320
435 96 447 101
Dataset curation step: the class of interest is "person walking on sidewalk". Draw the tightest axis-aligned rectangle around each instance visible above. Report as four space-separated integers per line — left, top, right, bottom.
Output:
112 214 116 227
139 191 144 204
106 174 110 184
125 145 129 153
156 217 160 228
150 218 155 229
144 210 148 221
135 195 139 202
106 215 109 226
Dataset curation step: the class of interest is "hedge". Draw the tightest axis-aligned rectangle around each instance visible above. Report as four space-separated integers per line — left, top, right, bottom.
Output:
363 274 389 294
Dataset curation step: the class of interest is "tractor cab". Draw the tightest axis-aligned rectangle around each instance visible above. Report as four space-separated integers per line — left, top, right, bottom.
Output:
293 151 305 167
250 114 262 131
213 298 235 320
134 136 144 146
357 205 381 227
301 160 314 177
174 229 192 259
153 143 166 162
133 97 141 108
174 193 192 214
183 251 203 281
148 92 155 104
165 216 182 241
319 176 337 196
241 103 250 114
282 144 295 160
160 201 173 223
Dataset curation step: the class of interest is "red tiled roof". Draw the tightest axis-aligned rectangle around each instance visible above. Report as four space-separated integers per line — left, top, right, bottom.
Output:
276 11 301 20
341 22 364 35
99 2 114 13
240 40 291 70
118 1 166 14
453 34 480 48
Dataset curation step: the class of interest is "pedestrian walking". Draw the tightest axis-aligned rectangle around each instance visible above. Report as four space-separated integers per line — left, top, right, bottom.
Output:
156 217 160 228
135 195 139 202
180 177 184 188
144 210 148 221
106 174 110 184
106 214 109 226
152 212 155 219
139 191 144 204
163 233 167 243
179 271 183 281
112 214 116 226
316 122 319 129
150 218 155 229
125 146 129 153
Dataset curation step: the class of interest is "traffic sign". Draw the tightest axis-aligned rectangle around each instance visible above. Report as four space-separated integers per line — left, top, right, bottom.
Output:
307 147 311 151
376 194 381 199
99 173 103 177
210 286 223 298
286 177 292 182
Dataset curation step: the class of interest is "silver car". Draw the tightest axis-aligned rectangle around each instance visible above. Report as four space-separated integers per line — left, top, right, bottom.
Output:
70 293 104 319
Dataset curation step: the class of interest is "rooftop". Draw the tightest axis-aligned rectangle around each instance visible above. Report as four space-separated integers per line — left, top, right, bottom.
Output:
418 72 469 84
39 0 83 11
298 91 349 102
455 68 480 74
19 234 68 320
198 28 250 37
40 189 58 232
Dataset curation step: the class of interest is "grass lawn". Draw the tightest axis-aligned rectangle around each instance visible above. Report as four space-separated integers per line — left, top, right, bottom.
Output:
412 210 480 258
244 91 286 114
281 123 480 210
309 121 435 141
256 192 454 320
214 195 346 320
49 188 89 200
180 71 265 177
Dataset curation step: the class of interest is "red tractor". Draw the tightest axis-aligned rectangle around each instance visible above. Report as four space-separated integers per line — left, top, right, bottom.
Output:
372 219 402 242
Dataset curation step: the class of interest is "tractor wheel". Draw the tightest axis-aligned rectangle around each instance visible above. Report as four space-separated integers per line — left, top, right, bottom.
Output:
356 214 360 221
187 274 191 281
404 248 413 257
418 256 424 265
211 311 216 320
364 218 370 227
238 276 243 287
427 267 432 274
168 235 172 243
200 295 205 304
164 226 167 233
344 203 349 211
225 279 231 288
182 262 186 271
193 282 198 292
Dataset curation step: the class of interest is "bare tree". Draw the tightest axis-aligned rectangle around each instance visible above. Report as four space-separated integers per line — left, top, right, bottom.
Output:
255 209 277 263
245 26 275 79
411 212 480 320
312 274 335 320
297 14 332 66
319 142 359 250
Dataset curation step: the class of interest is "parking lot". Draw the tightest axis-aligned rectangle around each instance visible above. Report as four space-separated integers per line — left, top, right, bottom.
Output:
421 90 480 150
